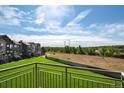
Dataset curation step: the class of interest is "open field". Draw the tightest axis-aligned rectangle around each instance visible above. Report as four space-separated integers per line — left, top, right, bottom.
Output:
0 56 122 88
47 52 124 72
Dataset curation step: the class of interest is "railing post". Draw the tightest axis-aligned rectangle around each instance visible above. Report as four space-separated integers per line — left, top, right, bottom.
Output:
121 72 124 88
35 63 38 88
65 67 68 88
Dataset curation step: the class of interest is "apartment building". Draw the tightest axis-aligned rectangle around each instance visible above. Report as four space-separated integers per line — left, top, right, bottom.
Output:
18 41 41 58
0 35 41 64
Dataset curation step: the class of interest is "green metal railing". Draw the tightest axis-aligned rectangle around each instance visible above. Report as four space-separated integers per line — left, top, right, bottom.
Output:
0 62 123 88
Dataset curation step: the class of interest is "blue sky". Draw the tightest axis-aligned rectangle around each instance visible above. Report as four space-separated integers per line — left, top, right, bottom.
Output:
0 5 124 47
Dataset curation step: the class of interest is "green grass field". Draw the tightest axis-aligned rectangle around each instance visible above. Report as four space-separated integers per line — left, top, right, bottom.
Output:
0 56 63 69
0 56 122 88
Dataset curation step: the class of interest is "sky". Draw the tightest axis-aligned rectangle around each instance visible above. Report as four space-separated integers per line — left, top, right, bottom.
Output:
0 5 124 47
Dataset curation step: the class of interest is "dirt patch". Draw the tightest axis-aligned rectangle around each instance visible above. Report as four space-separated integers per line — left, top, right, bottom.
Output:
48 52 124 72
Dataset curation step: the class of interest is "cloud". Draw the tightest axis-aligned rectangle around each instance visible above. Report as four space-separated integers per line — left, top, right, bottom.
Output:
0 17 20 26
24 22 124 47
88 23 124 36
30 6 124 38
8 34 124 47
0 6 28 26
1 5 123 47
25 23 91 35
26 7 91 36
119 31 124 36
32 5 76 34
67 9 91 26
24 27 46 32
35 5 75 25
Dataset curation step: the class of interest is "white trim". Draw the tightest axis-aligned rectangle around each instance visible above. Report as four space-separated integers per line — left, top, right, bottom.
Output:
121 72 124 77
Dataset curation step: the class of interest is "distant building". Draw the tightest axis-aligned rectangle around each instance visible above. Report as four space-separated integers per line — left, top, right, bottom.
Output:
18 40 31 58
29 42 41 56
19 41 41 58
29 42 36 56
35 43 41 56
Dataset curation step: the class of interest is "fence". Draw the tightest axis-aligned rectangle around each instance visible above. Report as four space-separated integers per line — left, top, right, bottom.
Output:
0 62 123 88
46 55 121 79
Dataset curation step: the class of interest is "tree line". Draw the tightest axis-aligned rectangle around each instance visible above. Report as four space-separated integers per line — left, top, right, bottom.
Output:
41 45 124 59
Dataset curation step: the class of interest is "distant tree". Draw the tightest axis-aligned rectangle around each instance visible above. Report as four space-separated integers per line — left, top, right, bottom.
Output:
45 45 124 59
95 47 108 59
59 47 65 53
64 46 71 53
47 47 52 52
86 48 96 55
82 48 90 55
41 47 46 55
71 47 77 54
77 45 83 54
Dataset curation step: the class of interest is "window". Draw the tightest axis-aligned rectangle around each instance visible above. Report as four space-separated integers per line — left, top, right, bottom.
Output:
7 44 9 47
6 51 9 53
0 43 4 50
14 45 17 47
0 43 4 47
10 44 13 49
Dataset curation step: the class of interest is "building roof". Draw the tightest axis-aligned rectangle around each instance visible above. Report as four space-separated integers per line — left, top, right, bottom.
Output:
29 42 35 45
13 40 20 45
19 40 30 46
0 35 14 43
36 43 40 46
